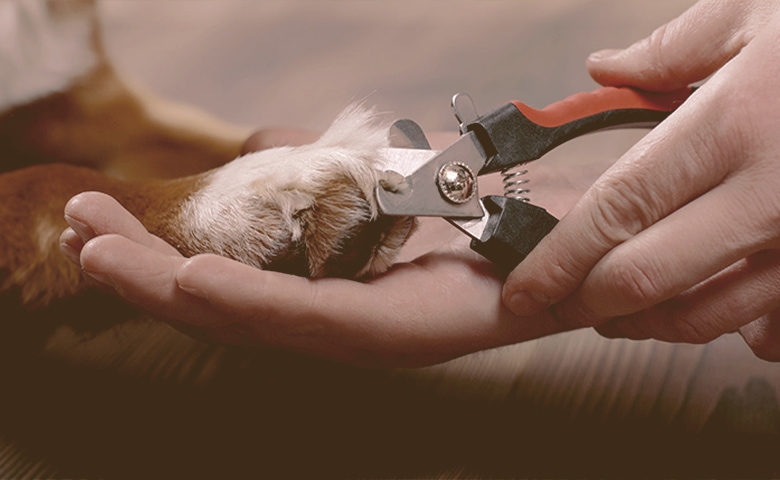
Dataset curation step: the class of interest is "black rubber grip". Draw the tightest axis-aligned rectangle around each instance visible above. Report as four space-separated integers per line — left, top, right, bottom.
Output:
470 104 672 175
469 195 559 275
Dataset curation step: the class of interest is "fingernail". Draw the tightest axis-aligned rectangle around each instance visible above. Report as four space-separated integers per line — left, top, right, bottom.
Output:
505 290 548 317
587 48 621 63
60 241 81 265
176 258 207 299
84 269 118 290
59 227 84 265
176 281 204 298
64 214 96 242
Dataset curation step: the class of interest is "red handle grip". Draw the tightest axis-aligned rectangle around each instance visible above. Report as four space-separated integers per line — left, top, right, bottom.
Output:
510 86 694 128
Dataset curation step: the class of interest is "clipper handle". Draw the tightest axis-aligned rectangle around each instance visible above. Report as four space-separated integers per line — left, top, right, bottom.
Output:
471 86 694 175
469 195 558 275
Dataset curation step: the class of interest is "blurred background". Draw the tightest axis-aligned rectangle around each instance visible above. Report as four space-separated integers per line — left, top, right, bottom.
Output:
7 1 780 478
101 1 692 131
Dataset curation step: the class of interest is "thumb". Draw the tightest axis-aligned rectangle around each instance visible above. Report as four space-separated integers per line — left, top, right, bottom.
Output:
587 0 759 91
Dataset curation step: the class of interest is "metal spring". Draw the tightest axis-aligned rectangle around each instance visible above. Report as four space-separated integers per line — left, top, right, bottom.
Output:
502 165 530 202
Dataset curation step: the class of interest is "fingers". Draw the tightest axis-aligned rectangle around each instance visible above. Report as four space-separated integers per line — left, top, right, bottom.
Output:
77 233 244 345
595 250 780 346
59 227 86 265
62 191 179 257
587 0 761 90
57 189 566 368
569 171 780 321
740 311 780 362
172 253 462 365
79 234 189 315
175 251 570 367
65 192 144 241
174 254 386 361
510 8 780 328
502 84 729 320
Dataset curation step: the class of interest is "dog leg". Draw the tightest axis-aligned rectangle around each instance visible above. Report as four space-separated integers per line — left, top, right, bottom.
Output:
0 0 248 179
0 2 416 355
2 105 415 312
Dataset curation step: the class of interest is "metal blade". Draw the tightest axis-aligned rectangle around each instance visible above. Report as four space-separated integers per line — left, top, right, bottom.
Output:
447 200 490 240
388 119 432 150
376 132 486 218
377 148 438 177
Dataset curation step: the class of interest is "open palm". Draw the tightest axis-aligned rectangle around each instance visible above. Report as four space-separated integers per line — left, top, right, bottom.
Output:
62 131 610 367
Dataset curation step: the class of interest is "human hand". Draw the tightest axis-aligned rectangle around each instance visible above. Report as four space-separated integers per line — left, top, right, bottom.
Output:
60 190 570 368
502 0 780 360
59 129 601 368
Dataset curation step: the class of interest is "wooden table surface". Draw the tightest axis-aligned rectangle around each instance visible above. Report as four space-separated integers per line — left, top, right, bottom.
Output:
4 1 780 478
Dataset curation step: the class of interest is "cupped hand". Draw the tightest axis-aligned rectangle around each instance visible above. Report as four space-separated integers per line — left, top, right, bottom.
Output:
60 191 569 368
502 0 780 360
59 129 601 368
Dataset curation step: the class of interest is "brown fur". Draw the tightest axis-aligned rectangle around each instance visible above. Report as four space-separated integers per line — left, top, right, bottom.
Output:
0 164 197 307
0 64 244 179
0 1 414 352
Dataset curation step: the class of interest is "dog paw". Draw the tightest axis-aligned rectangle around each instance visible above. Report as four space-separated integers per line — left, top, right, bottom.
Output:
174 105 416 278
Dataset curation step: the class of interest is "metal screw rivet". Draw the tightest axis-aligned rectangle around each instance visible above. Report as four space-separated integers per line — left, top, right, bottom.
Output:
437 162 476 204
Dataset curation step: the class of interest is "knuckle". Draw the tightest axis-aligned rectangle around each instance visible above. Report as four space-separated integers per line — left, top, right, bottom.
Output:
667 315 720 344
642 24 684 88
521 258 583 306
600 255 665 312
628 20 696 90
654 300 726 344
587 179 654 249
545 258 585 294
505 245 586 310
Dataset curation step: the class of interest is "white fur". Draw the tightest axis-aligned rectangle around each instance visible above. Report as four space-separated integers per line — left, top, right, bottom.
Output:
179 104 394 268
0 0 97 110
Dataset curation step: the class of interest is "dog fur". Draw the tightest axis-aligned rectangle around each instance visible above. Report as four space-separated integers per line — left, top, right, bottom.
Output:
0 1 416 349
